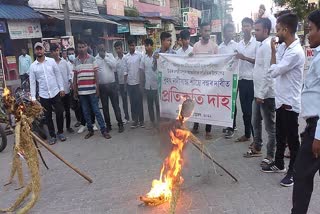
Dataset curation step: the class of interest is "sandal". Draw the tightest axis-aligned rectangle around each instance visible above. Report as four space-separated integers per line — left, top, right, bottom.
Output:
235 135 250 142
243 148 262 158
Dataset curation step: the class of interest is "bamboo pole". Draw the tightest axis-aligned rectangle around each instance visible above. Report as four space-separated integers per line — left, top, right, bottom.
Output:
31 132 93 183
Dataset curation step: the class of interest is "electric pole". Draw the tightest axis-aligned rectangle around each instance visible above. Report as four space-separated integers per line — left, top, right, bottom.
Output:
63 0 72 36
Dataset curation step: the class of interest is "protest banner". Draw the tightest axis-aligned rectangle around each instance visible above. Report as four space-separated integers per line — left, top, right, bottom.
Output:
158 54 239 127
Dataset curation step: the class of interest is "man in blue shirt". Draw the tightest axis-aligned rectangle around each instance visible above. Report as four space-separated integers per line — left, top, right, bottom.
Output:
291 10 320 214
18 48 32 86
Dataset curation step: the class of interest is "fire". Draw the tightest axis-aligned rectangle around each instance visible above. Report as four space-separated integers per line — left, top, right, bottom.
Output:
2 87 10 97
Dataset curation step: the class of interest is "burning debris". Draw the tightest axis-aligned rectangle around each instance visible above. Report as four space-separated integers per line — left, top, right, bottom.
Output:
140 99 237 212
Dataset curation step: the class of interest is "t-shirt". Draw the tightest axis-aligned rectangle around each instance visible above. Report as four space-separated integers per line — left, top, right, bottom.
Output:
73 54 98 95
193 40 218 54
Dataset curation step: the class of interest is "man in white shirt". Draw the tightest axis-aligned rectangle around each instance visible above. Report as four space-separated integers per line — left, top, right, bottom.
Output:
244 18 276 167
18 48 32 86
50 44 74 135
125 38 144 128
141 38 159 128
291 10 320 214
114 41 130 123
235 18 257 142
96 45 124 133
176 30 193 56
262 14 305 187
218 23 238 139
29 42 65 145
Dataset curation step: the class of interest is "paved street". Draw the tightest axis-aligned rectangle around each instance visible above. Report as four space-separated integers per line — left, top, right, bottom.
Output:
1 100 320 214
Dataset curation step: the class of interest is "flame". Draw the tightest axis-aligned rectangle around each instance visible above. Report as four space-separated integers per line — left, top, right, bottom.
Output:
2 87 10 97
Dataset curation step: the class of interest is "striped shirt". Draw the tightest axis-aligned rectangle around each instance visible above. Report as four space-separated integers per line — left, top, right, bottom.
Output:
74 54 98 95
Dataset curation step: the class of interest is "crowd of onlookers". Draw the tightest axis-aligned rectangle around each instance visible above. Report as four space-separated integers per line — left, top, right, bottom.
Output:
15 7 320 213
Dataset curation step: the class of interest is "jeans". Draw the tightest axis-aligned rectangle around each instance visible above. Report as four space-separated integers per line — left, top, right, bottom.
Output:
61 93 71 129
99 83 123 128
292 117 319 214
119 84 130 121
146 89 160 123
252 98 276 158
80 106 95 126
239 80 254 138
79 94 106 133
275 107 300 172
40 93 64 137
193 123 212 133
127 84 144 123
20 74 28 87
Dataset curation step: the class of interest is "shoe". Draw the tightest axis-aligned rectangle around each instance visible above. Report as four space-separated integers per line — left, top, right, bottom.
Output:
123 119 128 125
102 131 112 139
106 126 112 133
85 131 94 139
280 173 294 187
57 133 66 142
261 157 273 167
118 125 124 133
74 121 81 128
192 127 199 134
48 137 57 145
78 125 87 134
205 132 213 140
139 122 145 128
222 127 228 133
235 135 250 142
131 122 139 129
234 126 238 131
67 128 75 133
261 161 286 173
93 124 98 131
225 129 234 139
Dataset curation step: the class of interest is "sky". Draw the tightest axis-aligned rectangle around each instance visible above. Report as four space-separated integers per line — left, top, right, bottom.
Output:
232 0 273 32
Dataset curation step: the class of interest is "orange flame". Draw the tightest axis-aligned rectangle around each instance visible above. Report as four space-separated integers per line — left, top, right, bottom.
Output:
2 87 10 97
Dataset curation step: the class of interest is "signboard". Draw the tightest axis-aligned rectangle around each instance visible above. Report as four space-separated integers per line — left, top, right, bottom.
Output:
158 54 239 127
42 36 75 53
189 28 197 37
81 0 99 14
6 56 17 71
117 23 130 33
7 20 42 40
0 21 7 33
130 23 147 35
211 19 222 33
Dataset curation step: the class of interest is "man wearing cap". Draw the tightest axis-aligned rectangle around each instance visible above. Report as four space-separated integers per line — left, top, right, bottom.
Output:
29 42 66 145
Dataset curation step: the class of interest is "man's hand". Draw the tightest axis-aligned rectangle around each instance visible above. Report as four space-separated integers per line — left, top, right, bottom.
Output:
73 90 78 100
154 53 160 59
271 38 277 52
256 98 264 104
235 53 246 60
312 139 320 158
96 90 100 98
188 52 194 57
60 91 65 97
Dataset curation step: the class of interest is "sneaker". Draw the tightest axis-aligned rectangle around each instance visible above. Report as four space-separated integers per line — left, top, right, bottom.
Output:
225 129 234 139
139 122 145 128
74 121 81 128
48 137 57 145
102 131 112 139
123 119 128 125
234 126 238 131
57 133 66 142
67 128 75 133
261 157 273 167
280 173 294 187
118 125 124 133
93 124 98 131
77 125 87 134
261 161 286 173
106 126 112 133
85 131 94 139
131 121 139 129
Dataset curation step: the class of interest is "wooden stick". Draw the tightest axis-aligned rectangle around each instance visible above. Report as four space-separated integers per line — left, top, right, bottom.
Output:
31 132 93 183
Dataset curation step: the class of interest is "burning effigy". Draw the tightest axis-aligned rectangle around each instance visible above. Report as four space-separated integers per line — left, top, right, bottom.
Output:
140 99 237 213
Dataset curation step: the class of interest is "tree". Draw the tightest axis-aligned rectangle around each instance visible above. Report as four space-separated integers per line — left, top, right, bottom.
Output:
273 0 319 20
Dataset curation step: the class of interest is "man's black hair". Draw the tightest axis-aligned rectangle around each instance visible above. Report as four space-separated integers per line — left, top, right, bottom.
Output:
77 40 87 45
145 38 154 46
277 13 298 34
67 47 75 52
127 37 136 45
308 10 320 30
50 43 59 52
223 23 235 32
180 29 190 40
255 18 272 34
160 32 172 41
241 17 254 26
114 41 123 48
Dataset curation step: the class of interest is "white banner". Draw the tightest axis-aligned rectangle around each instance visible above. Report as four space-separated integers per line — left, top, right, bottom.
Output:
158 54 239 127
7 20 42 40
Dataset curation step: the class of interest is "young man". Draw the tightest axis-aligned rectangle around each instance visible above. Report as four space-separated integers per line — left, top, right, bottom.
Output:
50 44 74 134
141 38 159 128
176 30 193 56
125 38 144 128
29 42 65 145
218 23 238 139
243 18 276 167
261 14 305 187
235 18 257 142
114 41 130 124
153 32 176 71
73 40 111 139
192 22 218 140
291 10 320 213
18 48 32 86
96 45 124 133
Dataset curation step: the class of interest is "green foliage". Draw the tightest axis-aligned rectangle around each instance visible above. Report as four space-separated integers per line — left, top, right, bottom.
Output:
124 6 140 17
273 0 319 20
